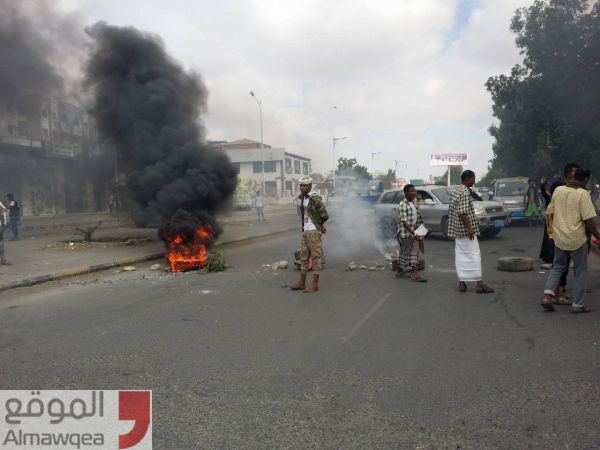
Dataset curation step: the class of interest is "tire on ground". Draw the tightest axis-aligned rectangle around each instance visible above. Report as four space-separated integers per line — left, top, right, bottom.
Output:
497 256 534 272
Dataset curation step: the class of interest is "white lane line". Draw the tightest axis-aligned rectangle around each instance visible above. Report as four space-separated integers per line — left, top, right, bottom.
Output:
339 293 391 343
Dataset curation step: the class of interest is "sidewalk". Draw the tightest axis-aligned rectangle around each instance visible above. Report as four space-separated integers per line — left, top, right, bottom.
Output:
0 206 300 292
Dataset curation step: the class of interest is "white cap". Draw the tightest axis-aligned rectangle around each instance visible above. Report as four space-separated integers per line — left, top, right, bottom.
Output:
299 176 313 185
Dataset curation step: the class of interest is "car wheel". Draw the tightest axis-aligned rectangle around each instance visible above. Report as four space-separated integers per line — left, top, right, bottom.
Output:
441 217 450 240
381 216 397 239
497 256 534 272
481 228 501 238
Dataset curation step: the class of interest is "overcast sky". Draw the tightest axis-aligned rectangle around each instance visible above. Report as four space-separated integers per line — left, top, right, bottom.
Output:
59 0 532 181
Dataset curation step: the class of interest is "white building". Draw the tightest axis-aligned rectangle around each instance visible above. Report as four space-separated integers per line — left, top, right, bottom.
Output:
215 139 312 198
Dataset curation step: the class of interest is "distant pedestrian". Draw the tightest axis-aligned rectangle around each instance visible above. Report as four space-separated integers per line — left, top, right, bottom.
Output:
0 216 9 265
6 193 19 240
290 177 329 293
395 184 426 282
448 170 494 293
255 190 265 221
524 179 540 225
541 168 600 313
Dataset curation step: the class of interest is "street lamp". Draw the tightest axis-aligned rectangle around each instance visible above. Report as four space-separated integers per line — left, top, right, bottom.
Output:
249 91 264 197
332 136 347 191
371 151 382 161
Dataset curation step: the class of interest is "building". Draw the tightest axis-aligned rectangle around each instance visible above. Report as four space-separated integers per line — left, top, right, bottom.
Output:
0 94 114 216
215 139 312 198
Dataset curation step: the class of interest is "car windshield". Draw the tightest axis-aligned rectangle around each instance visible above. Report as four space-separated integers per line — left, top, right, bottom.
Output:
431 188 453 204
496 180 528 196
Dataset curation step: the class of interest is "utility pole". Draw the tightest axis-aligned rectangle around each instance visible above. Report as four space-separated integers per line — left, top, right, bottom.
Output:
332 136 347 191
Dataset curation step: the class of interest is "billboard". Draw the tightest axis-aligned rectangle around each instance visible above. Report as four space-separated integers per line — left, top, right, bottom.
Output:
430 153 468 166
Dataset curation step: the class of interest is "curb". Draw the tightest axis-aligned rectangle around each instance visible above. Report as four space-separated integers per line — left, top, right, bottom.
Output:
0 226 298 293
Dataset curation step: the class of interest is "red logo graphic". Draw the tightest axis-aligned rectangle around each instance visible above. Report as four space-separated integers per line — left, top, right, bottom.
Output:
118 391 151 449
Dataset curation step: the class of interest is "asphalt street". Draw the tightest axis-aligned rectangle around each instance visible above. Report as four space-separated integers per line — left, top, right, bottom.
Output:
1 220 599 449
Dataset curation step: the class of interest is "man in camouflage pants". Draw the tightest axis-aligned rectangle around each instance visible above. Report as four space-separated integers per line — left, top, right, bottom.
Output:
290 177 329 293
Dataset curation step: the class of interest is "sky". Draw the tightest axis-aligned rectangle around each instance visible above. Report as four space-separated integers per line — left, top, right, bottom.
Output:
59 0 533 181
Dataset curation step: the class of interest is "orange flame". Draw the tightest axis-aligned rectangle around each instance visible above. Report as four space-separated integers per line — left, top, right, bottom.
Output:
164 227 213 272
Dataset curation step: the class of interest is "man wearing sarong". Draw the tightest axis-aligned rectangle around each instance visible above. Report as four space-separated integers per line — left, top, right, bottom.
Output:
396 184 426 282
448 170 494 293
290 177 329 293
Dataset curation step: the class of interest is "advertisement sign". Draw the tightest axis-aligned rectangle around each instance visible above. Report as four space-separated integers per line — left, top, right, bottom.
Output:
430 154 468 166
0 390 152 450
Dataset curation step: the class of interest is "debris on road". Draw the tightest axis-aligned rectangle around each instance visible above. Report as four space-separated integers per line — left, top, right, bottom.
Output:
123 266 136 271
272 260 289 270
368 266 376 271
150 264 162 271
199 289 212 295
347 261 358 271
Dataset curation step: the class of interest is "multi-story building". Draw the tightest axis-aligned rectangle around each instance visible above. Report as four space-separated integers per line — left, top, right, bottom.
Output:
215 139 312 198
0 94 114 216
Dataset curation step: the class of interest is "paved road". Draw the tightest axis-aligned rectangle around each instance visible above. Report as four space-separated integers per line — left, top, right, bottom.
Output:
1 222 599 449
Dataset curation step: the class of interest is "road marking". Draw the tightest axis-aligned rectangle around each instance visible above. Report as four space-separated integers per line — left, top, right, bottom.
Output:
339 293 391 343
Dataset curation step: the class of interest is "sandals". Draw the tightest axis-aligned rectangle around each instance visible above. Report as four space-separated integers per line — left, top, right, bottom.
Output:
555 297 572 306
476 284 494 294
458 282 467 292
540 300 555 311
571 305 593 314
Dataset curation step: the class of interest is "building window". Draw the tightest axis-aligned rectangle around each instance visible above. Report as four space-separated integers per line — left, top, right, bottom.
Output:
294 160 300 174
264 161 276 173
42 109 48 118
302 162 309 175
252 161 263 173
285 158 292 174
43 128 49 139
232 162 240 174
8 125 15 136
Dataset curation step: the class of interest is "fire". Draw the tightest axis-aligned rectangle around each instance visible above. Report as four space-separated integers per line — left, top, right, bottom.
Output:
164 226 213 272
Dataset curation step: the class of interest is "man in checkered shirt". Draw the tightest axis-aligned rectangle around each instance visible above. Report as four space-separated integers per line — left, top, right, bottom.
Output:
448 170 494 293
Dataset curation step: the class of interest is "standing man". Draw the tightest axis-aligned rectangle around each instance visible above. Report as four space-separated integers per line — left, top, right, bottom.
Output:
6 193 19 240
541 168 600 313
448 170 494 293
255 190 265 221
290 177 329 293
396 184 426 282
0 215 8 265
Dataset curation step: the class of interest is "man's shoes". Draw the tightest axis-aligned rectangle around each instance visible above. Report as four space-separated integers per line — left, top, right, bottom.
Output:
303 274 319 293
571 305 593 314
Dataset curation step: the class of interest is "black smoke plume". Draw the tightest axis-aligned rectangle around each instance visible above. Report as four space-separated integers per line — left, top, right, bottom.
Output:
84 22 237 245
0 1 86 100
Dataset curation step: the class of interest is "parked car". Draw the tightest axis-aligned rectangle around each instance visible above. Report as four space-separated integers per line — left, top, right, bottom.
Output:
489 177 530 221
373 185 511 239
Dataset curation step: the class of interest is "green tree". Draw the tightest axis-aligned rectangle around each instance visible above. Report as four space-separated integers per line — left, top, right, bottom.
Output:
433 166 464 186
336 157 372 180
354 164 373 181
337 157 357 172
376 169 397 189
486 0 600 180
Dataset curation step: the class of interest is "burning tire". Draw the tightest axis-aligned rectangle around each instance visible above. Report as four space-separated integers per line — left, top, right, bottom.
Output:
497 256 534 272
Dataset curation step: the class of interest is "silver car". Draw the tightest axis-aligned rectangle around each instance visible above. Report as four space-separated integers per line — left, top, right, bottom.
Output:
488 176 530 222
373 185 511 239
